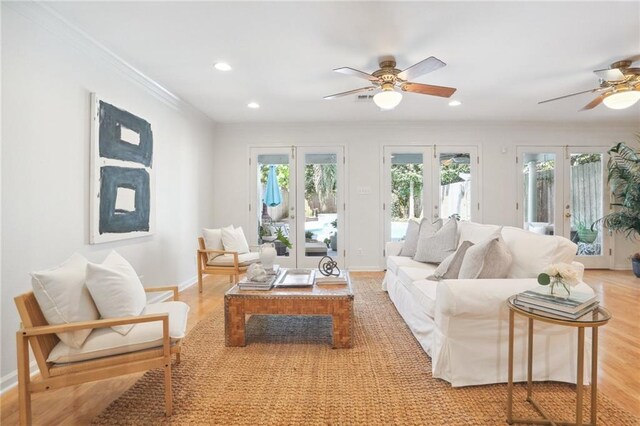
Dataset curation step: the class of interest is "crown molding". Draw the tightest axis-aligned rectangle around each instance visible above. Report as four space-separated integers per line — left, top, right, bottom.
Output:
5 1 212 121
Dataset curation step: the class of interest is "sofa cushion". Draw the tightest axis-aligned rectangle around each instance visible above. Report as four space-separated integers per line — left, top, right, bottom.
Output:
428 241 474 281
459 231 512 279
86 251 147 336
404 279 439 318
398 265 438 285
502 226 577 278
414 219 458 263
386 256 434 275
457 221 500 246
31 253 99 349
398 219 424 257
207 251 260 267
47 301 190 364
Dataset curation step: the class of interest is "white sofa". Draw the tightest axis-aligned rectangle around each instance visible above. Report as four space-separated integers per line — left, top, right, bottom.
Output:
383 221 594 387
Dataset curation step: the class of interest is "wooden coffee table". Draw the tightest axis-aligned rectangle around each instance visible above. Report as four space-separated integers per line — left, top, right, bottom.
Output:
224 272 353 348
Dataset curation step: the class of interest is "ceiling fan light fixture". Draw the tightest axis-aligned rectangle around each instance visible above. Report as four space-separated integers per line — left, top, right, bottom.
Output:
602 90 640 110
373 89 402 110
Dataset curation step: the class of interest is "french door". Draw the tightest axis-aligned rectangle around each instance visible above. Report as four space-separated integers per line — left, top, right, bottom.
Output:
516 146 611 268
383 145 479 244
249 146 345 269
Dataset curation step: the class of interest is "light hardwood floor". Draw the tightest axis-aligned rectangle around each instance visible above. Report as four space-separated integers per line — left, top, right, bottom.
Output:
1 270 638 425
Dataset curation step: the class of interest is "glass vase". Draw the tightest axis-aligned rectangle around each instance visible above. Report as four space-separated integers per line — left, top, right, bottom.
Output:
550 277 570 298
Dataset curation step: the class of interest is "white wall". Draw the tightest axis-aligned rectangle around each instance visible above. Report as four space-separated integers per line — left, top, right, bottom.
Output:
0 5 216 389
213 122 640 271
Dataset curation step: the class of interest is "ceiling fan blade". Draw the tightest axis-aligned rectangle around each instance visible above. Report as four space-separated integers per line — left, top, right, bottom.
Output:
397 56 446 81
401 82 456 98
333 67 380 82
538 88 602 104
594 68 626 82
580 94 606 111
323 86 377 100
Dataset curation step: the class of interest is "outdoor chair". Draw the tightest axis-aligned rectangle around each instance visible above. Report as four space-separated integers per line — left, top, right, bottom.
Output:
14 286 185 425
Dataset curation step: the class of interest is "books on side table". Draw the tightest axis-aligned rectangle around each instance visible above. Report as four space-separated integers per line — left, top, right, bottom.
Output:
514 286 599 320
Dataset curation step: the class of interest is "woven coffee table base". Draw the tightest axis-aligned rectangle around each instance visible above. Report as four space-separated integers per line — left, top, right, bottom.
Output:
225 295 353 348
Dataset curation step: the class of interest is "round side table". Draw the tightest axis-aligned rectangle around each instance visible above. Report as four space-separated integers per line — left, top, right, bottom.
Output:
506 295 611 426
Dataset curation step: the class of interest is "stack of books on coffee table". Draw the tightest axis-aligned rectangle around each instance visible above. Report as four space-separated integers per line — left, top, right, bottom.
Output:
514 287 598 319
315 272 348 285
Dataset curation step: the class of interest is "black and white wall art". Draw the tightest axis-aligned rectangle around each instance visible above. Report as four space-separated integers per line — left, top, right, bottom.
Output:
90 93 154 243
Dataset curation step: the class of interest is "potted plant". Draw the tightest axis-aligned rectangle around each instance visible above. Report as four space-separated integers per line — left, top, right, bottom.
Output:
274 227 292 256
575 220 598 244
330 218 338 251
596 139 640 277
305 230 314 242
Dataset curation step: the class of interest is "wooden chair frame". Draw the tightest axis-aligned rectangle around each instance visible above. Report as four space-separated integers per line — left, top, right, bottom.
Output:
14 286 182 426
197 237 248 292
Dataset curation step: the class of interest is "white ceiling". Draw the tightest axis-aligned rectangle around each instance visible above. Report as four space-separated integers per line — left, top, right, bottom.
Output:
48 1 640 124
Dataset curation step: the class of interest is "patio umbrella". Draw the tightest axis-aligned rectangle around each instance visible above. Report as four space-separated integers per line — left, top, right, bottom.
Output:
264 165 282 207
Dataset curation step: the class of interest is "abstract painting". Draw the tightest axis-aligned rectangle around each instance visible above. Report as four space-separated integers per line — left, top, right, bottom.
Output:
90 93 154 243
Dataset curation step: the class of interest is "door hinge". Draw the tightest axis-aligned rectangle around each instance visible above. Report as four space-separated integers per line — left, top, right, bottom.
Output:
433 145 437 158
343 249 346 257
291 145 295 159
609 248 612 256
383 202 386 211
515 156 518 164
565 145 569 160
516 202 519 210
249 157 251 165
343 156 345 164
383 156 386 164
383 249 386 257
477 156 480 164
477 202 480 210
343 203 346 210
249 203 251 212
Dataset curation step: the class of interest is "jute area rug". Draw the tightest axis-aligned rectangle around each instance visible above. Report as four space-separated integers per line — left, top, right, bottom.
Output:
93 277 639 425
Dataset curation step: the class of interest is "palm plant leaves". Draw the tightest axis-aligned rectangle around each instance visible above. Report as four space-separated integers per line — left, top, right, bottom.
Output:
596 138 640 240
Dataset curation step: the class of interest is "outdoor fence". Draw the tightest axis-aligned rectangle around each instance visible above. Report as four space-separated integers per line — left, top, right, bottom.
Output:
523 161 602 228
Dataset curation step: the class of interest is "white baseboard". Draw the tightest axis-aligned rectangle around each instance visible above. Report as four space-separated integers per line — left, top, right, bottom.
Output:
0 361 39 394
346 267 385 272
0 276 198 396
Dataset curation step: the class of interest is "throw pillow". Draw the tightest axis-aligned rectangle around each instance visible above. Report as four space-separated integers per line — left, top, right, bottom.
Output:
202 228 224 262
221 226 250 254
399 219 424 257
413 218 458 264
427 241 474 281
86 251 147 336
31 253 99 348
458 229 512 279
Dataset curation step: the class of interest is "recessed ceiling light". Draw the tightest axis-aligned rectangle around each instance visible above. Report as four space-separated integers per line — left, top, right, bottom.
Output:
247 102 260 109
214 62 232 71
448 100 462 107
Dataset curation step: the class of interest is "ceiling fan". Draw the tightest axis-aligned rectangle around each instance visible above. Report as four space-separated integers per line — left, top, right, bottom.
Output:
324 56 457 110
539 60 640 110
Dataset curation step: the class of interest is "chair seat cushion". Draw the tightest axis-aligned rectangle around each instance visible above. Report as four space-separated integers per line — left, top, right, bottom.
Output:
47 301 190 364
207 252 260 267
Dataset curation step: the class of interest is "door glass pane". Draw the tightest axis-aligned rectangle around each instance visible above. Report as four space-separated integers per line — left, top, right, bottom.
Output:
522 153 556 235
570 153 603 256
438 153 471 221
303 153 338 258
390 153 424 241
257 154 291 257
